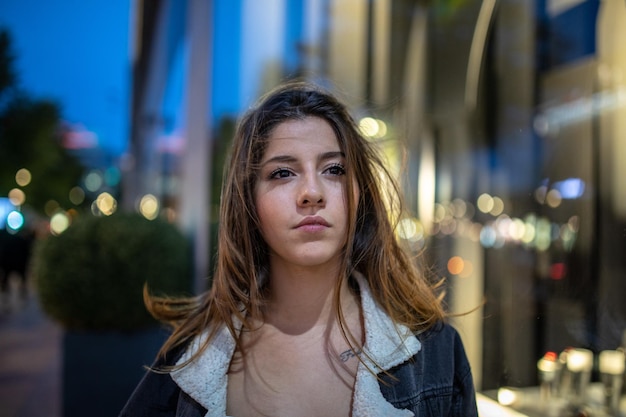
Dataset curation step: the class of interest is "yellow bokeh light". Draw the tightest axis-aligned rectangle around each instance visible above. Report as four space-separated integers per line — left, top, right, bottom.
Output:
358 117 387 139
8 188 26 206
490 196 504 216
374 119 387 138
15 168 32 187
522 223 536 244
397 217 424 242
509 218 526 241
50 212 70 235
433 203 446 223
477 193 494 214
561 223 576 241
546 189 562 208
139 194 159 220
96 192 117 216
535 218 552 251
359 117 379 138
522 214 537 245
497 387 519 407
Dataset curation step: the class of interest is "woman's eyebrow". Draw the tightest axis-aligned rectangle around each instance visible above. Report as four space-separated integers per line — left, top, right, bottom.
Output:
318 151 345 162
260 154 298 167
261 151 345 167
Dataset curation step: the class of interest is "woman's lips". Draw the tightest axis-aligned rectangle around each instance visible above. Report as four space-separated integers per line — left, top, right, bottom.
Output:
295 216 330 232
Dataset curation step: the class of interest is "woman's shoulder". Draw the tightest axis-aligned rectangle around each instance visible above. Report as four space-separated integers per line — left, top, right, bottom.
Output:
418 320 458 340
417 321 468 356
155 340 190 368
118 339 202 417
414 321 474 391
379 321 478 415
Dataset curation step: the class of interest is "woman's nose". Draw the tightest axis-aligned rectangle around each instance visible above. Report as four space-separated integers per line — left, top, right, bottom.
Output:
297 175 324 206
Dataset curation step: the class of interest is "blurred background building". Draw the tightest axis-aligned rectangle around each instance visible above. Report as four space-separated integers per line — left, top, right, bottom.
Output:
1 0 626 407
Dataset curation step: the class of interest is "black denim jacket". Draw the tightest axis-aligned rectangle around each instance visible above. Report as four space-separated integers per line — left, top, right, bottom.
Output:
119 322 478 417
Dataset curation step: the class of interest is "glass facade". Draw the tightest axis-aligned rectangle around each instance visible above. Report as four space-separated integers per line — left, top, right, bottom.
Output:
132 0 626 413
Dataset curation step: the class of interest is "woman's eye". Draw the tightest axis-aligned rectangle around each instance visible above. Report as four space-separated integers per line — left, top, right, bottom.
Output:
269 168 293 179
325 163 346 176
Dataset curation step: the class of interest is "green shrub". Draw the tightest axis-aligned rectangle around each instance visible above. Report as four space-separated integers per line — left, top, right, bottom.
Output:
34 212 192 331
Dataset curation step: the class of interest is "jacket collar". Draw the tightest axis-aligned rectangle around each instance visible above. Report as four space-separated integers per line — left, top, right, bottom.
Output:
171 272 420 417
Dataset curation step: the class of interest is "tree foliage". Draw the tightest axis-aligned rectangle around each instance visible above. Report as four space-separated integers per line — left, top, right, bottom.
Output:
34 212 193 331
0 28 84 215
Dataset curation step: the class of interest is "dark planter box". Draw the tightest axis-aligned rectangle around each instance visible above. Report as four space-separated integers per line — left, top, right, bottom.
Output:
63 326 168 417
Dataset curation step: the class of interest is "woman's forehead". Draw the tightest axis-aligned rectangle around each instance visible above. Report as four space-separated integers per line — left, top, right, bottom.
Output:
262 117 340 154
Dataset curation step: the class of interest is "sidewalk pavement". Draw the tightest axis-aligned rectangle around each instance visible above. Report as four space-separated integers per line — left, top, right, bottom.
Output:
0 278 61 417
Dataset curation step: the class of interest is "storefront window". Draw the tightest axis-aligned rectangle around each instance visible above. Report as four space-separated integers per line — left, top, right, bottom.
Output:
374 0 626 414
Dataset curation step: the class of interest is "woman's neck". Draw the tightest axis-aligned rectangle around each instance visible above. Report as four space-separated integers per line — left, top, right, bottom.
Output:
262 261 356 335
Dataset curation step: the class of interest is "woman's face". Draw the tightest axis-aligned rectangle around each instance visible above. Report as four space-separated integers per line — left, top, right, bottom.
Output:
254 116 354 272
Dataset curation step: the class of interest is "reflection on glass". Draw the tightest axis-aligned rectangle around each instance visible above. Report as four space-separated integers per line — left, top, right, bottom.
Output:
598 349 625 415
565 348 594 404
537 351 561 403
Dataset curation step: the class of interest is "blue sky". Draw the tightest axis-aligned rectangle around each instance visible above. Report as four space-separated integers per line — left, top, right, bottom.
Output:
0 0 132 158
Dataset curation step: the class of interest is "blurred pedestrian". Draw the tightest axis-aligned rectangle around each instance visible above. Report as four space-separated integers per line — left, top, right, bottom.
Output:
120 81 478 416
0 226 34 311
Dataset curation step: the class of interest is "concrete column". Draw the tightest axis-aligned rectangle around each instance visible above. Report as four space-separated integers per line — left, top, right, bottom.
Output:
179 0 212 293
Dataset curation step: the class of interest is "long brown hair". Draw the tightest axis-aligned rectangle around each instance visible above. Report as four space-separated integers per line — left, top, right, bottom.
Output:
146 81 446 368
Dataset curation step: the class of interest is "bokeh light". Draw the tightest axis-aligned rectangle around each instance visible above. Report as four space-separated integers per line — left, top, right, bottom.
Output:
50 211 70 235
15 168 32 187
104 166 121 187
546 189 562 208
397 217 424 242
477 193 494 214
522 214 537 245
447 256 465 275
94 192 117 216
534 185 548 204
44 200 60 217
440 217 457 235
535 217 552 251
139 194 159 220
8 188 26 206
497 387 519 407
508 218 525 241
480 225 497 248
468 223 483 242
452 198 467 218
6 210 24 231
433 203 447 223
358 117 387 139
490 196 504 216
460 260 474 278
69 186 85 205
495 215 512 239
555 178 585 199
84 170 104 192
425 195 580 252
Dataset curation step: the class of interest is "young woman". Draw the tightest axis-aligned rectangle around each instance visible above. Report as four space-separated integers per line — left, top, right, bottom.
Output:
120 82 478 417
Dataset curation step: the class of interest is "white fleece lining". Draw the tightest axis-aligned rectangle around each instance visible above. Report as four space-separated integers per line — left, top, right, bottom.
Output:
171 273 420 417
